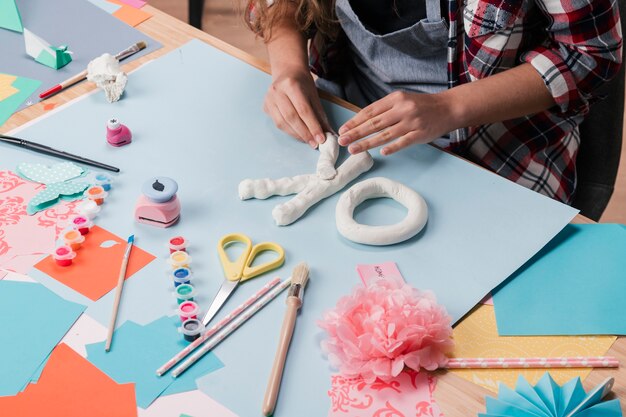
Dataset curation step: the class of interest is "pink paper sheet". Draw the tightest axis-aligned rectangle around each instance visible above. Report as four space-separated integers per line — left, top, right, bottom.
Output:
0 171 79 273
328 370 443 417
116 0 147 8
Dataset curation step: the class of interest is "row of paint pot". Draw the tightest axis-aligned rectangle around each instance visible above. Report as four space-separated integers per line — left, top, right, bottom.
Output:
166 237 205 343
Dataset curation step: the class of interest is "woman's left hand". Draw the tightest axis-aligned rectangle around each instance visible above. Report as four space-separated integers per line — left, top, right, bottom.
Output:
337 90 461 155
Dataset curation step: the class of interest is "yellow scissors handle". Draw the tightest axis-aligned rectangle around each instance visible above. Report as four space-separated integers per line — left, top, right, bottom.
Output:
241 242 285 281
217 233 253 281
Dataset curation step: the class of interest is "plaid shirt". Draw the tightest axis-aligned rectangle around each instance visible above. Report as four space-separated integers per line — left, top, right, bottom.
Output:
307 0 622 203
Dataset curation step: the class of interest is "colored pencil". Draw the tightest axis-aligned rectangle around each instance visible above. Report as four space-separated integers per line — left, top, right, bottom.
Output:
445 356 619 369
156 277 282 376
170 278 292 378
105 235 134 352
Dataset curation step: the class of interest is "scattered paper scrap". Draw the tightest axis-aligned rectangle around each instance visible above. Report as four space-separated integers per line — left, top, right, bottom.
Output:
17 161 85 184
0 344 137 417
86 316 224 409
493 223 626 335
0 0 23 32
450 304 616 393
118 0 147 8
35 225 156 301
42 102 57 111
0 281 85 396
26 181 89 215
479 373 622 417
87 0 122 14
0 73 41 126
0 73 19 101
328 370 443 417
108 0 153 26
24 29 73 70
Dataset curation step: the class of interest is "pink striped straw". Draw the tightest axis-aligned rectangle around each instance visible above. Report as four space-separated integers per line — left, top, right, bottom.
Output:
156 276 282 376
171 278 292 378
446 356 619 369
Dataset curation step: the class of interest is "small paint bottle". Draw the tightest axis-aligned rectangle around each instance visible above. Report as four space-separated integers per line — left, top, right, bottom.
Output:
179 319 204 342
77 200 101 219
62 229 85 250
106 118 132 147
69 215 93 235
171 267 192 287
177 300 200 322
95 173 112 191
173 283 196 304
168 250 191 269
52 245 76 267
168 236 188 253
84 185 108 205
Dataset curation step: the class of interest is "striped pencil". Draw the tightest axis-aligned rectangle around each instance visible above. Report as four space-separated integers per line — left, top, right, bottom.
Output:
446 357 619 369
156 277 282 376
171 278 292 378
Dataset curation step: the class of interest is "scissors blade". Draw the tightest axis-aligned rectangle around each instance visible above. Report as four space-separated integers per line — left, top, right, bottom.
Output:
202 279 239 326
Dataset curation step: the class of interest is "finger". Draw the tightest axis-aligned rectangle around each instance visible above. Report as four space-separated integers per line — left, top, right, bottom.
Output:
347 122 405 154
381 131 422 155
337 96 394 137
310 99 334 141
274 93 318 148
293 98 326 145
338 107 402 147
267 103 304 143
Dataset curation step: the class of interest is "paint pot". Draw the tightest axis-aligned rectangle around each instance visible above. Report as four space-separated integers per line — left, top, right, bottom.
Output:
173 283 196 304
168 250 191 269
95 174 112 191
70 215 93 235
106 118 132 147
84 185 108 205
77 200 101 219
177 301 200 322
168 236 188 253
52 245 76 267
62 229 85 250
171 267 192 287
179 319 204 342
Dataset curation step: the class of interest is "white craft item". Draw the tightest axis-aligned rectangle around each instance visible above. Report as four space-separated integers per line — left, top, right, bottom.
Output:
335 177 428 245
316 132 339 180
87 53 128 103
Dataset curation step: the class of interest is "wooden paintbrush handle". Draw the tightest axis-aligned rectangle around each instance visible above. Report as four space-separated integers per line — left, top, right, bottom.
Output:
263 297 302 416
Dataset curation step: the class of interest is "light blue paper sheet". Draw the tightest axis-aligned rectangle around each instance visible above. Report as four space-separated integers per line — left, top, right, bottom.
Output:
0 281 85 396
493 223 626 335
5 40 578 415
86 316 223 409
87 0 122 14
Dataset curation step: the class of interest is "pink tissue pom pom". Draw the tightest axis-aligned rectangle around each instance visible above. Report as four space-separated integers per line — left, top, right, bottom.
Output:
318 279 454 383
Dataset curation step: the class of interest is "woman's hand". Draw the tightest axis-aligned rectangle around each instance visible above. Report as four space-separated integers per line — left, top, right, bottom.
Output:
264 67 332 148
337 90 460 155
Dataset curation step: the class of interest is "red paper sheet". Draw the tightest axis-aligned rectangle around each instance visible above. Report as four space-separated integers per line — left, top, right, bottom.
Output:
35 225 155 300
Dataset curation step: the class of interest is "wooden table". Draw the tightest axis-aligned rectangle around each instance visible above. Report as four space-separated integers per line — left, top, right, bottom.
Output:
2 5 624 415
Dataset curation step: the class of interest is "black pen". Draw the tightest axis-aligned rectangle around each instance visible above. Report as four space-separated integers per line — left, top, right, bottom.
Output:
0 134 120 172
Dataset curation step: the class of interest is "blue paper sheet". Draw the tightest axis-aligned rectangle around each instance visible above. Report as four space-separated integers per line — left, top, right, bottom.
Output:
493 223 626 335
85 316 223 409
0 280 85 396
5 40 578 416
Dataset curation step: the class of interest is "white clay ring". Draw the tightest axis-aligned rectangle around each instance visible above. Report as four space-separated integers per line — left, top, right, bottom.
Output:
335 177 428 245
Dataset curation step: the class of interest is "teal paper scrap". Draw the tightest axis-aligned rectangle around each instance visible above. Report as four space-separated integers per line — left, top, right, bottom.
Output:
16 162 85 184
0 0 23 32
26 181 90 215
0 74 41 127
479 373 622 417
0 280 85 396
493 223 626 335
86 316 224 409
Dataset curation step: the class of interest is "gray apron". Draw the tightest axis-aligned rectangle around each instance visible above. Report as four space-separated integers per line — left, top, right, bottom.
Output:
317 0 449 108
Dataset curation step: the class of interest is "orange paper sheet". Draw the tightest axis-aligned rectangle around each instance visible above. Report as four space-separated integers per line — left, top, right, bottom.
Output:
0 344 137 417
450 305 617 392
108 0 152 26
35 226 155 301
0 74 19 101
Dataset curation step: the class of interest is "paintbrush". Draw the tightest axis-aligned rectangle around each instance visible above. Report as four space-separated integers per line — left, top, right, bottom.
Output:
39 41 147 100
105 234 135 352
262 262 310 416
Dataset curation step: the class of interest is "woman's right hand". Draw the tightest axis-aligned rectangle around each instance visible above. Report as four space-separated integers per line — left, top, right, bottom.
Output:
263 67 331 148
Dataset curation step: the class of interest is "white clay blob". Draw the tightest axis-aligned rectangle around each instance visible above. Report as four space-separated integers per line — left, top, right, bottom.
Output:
87 53 128 103
335 177 428 245
316 132 339 180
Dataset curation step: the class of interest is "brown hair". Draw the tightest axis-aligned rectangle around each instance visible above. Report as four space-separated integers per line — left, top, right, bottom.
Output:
245 0 338 41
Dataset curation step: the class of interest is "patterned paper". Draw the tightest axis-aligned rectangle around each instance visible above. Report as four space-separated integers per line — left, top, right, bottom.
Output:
17 162 84 184
450 305 617 392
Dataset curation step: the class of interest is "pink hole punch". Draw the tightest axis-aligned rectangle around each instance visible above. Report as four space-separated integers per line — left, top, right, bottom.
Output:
106 118 132 147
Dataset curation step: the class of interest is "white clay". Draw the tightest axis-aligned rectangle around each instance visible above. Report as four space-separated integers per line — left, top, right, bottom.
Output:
87 53 128 103
238 132 374 226
316 132 339 180
335 177 428 245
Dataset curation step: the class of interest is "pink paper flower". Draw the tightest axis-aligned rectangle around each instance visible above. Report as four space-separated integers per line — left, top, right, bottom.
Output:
318 279 454 382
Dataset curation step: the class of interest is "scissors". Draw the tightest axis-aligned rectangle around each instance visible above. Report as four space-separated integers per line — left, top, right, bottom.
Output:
202 233 285 326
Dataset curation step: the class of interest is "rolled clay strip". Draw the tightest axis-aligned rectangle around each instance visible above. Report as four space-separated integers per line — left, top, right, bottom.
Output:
335 177 428 245
239 174 313 200
316 132 339 180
